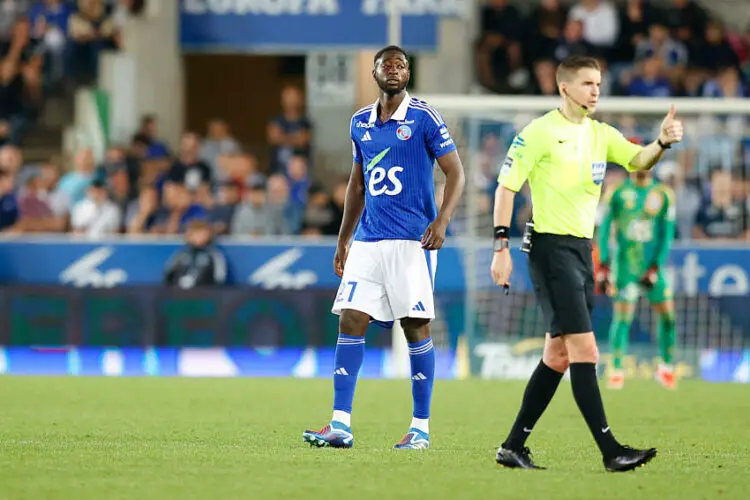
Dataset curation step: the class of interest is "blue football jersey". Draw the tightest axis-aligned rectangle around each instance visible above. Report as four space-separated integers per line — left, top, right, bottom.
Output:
350 93 457 242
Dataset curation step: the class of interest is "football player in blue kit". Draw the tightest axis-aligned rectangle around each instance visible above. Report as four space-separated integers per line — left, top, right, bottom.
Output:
303 46 466 450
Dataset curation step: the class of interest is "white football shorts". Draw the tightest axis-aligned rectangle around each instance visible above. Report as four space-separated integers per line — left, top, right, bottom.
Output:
331 240 438 323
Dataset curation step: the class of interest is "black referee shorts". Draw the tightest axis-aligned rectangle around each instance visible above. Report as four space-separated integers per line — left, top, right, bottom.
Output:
527 232 595 337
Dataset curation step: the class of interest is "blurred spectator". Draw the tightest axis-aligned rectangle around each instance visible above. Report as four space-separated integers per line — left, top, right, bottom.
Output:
626 56 672 97
134 114 170 160
693 20 740 72
473 132 502 191
99 144 140 192
231 178 285 236
0 144 23 177
17 167 65 232
612 0 661 63
207 179 240 236
656 160 701 240
68 0 117 85
552 19 593 64
265 173 293 235
0 167 19 232
70 178 121 238
300 183 337 237
28 0 72 87
267 85 312 173
475 0 526 92
125 185 158 233
568 0 620 54
150 182 207 235
0 57 26 146
106 163 133 230
201 118 240 183
0 1 30 48
694 169 749 240
163 219 227 289
663 0 708 54
634 21 688 87
165 131 212 192
702 65 747 98
39 160 69 218
286 154 310 227
329 178 346 235
56 146 95 209
525 0 569 65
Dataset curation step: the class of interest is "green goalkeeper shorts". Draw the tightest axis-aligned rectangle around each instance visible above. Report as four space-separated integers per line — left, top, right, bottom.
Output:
614 271 672 305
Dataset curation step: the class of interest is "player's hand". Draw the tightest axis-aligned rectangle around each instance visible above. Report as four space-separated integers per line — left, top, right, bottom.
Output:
595 264 612 296
659 105 683 145
639 265 659 290
490 249 512 290
333 243 348 278
422 217 448 250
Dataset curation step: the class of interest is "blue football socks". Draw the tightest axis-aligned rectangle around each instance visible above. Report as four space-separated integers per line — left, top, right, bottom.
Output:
408 337 435 432
332 333 365 427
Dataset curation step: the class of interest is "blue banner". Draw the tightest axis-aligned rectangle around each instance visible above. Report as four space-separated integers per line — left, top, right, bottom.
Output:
0 347 460 378
0 237 748 296
179 0 467 52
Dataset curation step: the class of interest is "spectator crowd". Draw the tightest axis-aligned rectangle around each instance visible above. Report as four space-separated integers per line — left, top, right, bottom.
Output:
0 81 344 240
1 0 145 149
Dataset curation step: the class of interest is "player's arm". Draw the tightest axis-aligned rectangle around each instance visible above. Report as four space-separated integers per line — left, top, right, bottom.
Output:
333 135 365 277
652 187 676 269
435 151 465 224
337 160 365 247
422 113 465 250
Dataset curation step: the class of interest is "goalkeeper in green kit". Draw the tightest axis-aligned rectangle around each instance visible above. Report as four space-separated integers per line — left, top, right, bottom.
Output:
596 167 677 390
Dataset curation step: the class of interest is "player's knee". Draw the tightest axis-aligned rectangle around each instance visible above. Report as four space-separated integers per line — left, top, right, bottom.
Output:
563 333 599 364
339 310 370 336
543 345 569 373
400 317 430 343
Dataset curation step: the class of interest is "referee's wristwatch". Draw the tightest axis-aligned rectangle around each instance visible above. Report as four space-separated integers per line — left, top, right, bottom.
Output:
657 138 671 149
494 238 510 252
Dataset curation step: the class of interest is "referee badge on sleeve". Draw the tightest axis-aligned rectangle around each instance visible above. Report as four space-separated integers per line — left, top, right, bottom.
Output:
500 156 513 176
591 161 607 185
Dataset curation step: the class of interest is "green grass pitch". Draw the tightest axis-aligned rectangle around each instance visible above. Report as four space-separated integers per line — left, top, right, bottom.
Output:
0 377 748 499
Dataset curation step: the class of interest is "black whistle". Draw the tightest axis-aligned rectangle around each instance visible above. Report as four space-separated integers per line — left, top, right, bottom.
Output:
503 284 510 295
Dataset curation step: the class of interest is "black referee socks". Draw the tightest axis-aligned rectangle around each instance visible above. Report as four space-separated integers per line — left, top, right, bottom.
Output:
569 362 621 459
503 360 563 451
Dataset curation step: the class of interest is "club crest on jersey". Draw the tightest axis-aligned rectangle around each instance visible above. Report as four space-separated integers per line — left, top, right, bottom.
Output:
396 125 412 141
644 191 664 215
591 161 607 185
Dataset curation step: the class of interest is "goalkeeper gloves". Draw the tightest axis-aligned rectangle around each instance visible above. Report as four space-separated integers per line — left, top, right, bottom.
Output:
639 265 659 290
595 263 612 296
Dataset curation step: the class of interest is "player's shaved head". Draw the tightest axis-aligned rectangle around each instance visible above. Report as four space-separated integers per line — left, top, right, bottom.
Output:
374 45 408 67
556 56 600 85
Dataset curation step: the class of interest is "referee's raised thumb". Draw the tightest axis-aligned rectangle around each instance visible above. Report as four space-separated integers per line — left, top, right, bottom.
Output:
665 105 676 122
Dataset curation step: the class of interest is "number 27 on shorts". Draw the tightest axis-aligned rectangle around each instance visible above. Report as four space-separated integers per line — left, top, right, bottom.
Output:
335 281 358 303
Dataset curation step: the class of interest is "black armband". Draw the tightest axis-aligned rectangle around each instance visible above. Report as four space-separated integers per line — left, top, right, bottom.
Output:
494 226 510 240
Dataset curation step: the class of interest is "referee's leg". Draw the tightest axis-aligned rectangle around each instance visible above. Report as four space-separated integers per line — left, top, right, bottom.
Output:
556 257 657 472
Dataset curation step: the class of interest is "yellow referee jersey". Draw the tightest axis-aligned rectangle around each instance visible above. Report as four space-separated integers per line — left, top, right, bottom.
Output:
498 110 643 239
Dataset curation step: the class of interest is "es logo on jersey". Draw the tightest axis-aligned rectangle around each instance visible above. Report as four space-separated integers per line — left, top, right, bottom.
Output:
591 161 607 185
396 125 412 141
365 147 403 197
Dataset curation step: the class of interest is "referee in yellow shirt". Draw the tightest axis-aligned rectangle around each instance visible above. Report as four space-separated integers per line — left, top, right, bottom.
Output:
491 56 683 472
